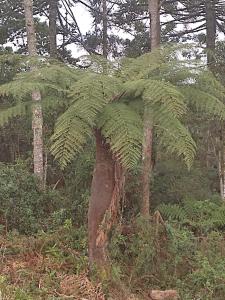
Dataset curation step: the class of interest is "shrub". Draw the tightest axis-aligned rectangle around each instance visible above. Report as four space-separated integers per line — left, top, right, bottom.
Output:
0 161 63 234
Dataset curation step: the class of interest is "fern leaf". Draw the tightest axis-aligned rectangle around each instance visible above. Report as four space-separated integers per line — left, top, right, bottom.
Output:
97 103 143 168
143 80 187 118
181 86 225 120
153 106 196 168
50 74 122 167
157 203 187 221
0 102 29 126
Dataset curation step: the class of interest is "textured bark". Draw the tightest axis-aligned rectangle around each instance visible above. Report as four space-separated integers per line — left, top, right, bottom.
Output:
206 0 216 68
23 0 44 183
141 110 153 216
149 0 161 50
49 0 58 58
88 130 124 266
141 0 160 217
102 0 108 58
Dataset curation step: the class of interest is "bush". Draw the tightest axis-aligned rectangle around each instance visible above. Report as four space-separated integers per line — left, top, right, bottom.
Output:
109 213 225 299
0 161 63 234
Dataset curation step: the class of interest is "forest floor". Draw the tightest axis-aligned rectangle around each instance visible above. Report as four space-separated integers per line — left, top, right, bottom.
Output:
0 228 145 300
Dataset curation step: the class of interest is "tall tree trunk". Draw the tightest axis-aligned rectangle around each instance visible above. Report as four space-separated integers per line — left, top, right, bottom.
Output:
141 0 160 217
88 0 122 268
205 0 216 69
23 0 44 183
102 0 108 58
88 130 124 266
49 0 58 58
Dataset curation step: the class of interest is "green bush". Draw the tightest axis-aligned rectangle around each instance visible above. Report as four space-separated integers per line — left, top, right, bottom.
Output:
109 214 225 299
0 161 63 234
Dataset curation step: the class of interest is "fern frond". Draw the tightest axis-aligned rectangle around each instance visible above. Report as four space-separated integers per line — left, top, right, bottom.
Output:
97 103 143 168
181 87 225 119
50 107 91 168
153 106 196 168
143 80 187 118
158 203 187 221
50 74 123 167
196 70 225 99
0 102 29 126
0 64 80 100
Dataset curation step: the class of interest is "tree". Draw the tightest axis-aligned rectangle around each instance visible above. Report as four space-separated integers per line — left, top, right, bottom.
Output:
141 0 161 217
23 0 44 183
49 0 58 58
0 49 224 267
50 48 225 266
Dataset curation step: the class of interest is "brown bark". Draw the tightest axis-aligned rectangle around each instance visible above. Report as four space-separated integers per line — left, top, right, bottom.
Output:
49 0 58 58
88 130 124 266
23 0 44 183
141 0 160 217
205 0 216 68
149 0 161 50
102 0 108 58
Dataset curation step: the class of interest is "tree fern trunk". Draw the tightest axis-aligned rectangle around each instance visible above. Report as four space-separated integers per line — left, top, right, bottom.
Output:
88 130 124 266
141 0 160 217
23 0 44 183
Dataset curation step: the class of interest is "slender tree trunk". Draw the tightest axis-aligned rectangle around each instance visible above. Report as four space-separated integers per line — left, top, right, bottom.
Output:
205 0 216 69
49 0 58 58
23 0 44 183
88 130 124 266
141 0 160 217
102 0 108 58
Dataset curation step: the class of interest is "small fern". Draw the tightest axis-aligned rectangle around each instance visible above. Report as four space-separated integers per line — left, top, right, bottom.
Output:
158 199 225 233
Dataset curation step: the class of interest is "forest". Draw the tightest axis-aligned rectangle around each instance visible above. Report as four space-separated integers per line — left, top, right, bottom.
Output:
1 0 225 299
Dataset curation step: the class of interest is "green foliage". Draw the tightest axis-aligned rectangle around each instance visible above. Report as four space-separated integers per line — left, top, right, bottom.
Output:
158 199 225 234
0 62 80 126
51 73 123 168
98 103 143 168
0 161 63 234
109 216 225 299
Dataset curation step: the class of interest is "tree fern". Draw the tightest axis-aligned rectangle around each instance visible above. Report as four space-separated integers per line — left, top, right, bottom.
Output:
97 103 143 168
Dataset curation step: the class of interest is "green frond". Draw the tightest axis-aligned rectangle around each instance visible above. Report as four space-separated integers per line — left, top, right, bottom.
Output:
69 73 123 104
97 103 143 169
0 64 80 100
158 203 187 221
181 86 225 119
123 79 147 99
0 102 29 126
50 74 123 168
196 70 225 99
143 80 187 118
153 106 196 168
50 106 91 168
